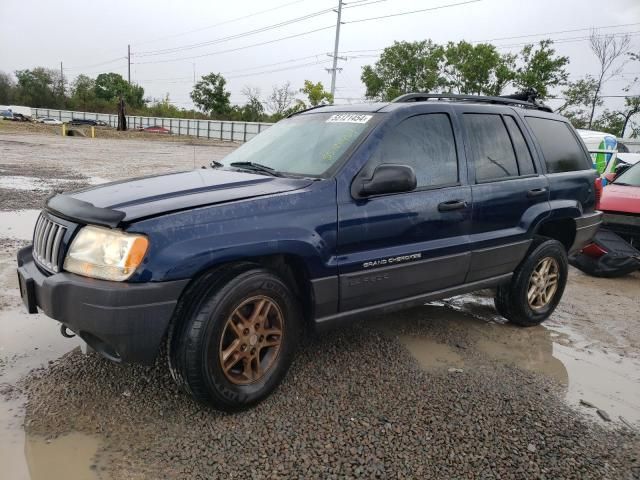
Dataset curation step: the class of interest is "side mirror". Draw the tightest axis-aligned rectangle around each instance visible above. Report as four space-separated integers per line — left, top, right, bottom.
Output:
614 163 631 177
603 172 616 183
354 164 417 198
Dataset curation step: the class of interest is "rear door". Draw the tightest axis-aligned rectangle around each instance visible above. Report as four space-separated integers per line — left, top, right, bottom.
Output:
336 106 472 311
459 107 549 282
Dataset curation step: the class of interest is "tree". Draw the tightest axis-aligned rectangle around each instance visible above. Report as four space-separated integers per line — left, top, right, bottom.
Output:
267 82 296 119
592 97 640 137
240 86 265 122
190 73 231 116
556 77 601 129
513 40 569 99
442 41 514 96
587 31 631 128
70 74 97 110
361 40 444 101
300 80 333 106
95 73 145 109
14 67 63 108
0 72 16 104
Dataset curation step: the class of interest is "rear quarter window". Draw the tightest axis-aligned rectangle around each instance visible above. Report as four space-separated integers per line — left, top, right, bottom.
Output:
525 117 591 173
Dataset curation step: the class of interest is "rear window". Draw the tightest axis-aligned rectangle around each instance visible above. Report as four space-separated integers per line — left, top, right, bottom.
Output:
526 117 591 173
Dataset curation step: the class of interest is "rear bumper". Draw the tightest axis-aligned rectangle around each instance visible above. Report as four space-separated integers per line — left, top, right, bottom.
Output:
570 211 603 254
17 246 189 364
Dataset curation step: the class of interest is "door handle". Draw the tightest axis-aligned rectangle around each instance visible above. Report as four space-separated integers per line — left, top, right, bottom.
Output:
438 200 467 212
527 187 548 198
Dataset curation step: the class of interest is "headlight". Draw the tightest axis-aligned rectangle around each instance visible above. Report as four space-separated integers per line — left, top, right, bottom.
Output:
63 225 149 281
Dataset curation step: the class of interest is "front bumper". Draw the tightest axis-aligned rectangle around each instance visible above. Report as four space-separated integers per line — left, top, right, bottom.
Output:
570 211 603 254
17 246 189 364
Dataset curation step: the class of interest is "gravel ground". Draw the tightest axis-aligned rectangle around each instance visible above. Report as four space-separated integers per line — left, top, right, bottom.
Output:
1 131 639 479
18 315 640 479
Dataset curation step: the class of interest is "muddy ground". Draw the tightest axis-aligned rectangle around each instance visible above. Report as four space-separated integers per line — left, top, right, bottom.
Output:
0 130 639 479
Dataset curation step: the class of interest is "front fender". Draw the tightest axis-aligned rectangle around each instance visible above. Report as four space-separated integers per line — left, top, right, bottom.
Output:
125 181 337 282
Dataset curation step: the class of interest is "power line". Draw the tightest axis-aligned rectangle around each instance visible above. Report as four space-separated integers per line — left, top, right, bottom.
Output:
493 31 640 49
131 0 311 47
137 57 333 83
344 0 482 24
134 0 394 58
132 25 334 65
473 22 640 44
227 59 334 79
336 22 640 57
64 57 125 71
135 7 334 57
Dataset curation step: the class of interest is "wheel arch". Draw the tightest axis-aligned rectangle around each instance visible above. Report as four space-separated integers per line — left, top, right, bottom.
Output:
534 217 577 251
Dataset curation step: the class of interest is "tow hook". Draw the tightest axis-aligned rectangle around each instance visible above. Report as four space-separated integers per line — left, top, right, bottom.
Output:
60 324 76 338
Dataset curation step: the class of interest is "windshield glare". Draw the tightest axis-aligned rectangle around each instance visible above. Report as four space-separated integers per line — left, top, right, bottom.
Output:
220 112 375 177
615 163 640 187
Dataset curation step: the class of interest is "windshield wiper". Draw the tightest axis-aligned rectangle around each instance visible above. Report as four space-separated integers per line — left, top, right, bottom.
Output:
229 161 283 177
210 160 224 168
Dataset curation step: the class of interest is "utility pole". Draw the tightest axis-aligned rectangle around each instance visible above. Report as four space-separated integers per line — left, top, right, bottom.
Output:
327 0 344 103
60 61 64 96
127 44 131 83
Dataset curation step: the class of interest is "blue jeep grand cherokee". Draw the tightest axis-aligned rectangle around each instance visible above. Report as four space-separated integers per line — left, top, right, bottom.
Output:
17 93 601 410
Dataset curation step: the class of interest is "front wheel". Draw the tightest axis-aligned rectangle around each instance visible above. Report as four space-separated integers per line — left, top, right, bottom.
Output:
495 238 568 326
169 265 300 411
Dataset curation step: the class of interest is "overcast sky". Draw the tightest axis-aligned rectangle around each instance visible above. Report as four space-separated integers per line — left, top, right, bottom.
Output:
1 0 638 111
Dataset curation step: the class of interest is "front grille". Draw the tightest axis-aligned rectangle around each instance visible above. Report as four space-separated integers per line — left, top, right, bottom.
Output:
33 213 67 273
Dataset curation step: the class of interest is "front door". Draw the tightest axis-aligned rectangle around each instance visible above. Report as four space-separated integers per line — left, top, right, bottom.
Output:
336 108 472 312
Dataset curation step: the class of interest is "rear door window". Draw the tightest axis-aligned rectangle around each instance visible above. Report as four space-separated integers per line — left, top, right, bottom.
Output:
525 117 591 173
504 115 536 175
463 114 519 182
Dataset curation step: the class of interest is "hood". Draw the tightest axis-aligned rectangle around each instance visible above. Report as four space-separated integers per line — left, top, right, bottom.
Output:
600 184 640 215
51 169 313 224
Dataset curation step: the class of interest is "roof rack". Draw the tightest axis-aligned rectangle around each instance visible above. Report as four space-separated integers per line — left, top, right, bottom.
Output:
391 90 553 113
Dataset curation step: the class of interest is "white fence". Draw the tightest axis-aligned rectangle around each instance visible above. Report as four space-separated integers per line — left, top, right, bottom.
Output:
31 108 273 142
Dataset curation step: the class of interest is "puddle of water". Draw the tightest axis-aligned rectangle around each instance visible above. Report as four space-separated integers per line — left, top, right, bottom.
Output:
0 176 80 192
401 336 464 370
24 432 102 480
399 296 640 427
0 210 40 240
0 177 51 191
474 323 569 385
87 176 110 185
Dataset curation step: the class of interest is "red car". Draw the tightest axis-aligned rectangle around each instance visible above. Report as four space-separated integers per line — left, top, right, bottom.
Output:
571 162 640 277
141 125 171 134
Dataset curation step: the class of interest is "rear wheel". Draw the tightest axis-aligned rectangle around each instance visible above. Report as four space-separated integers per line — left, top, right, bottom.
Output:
169 265 300 411
495 238 568 326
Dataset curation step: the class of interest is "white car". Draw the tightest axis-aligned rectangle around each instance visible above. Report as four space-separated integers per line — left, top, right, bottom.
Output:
38 117 63 125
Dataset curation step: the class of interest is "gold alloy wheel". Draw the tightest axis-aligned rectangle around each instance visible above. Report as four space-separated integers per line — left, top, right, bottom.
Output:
219 296 284 385
527 257 560 311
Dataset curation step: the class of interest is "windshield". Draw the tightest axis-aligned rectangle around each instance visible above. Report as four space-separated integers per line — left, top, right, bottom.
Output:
615 162 640 187
220 112 376 177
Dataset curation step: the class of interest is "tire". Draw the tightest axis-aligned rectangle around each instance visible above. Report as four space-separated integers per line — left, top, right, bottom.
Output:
168 264 301 411
495 237 568 327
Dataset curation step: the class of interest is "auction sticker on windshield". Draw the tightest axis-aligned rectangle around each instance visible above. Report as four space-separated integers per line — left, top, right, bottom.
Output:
326 113 372 123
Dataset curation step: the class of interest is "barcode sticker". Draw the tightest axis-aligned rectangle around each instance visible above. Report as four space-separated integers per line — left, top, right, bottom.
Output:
326 113 372 124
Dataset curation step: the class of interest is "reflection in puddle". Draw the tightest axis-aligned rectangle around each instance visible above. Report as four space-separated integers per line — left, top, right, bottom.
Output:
399 295 640 426
401 336 464 370
24 432 102 480
474 323 569 385
0 210 40 240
